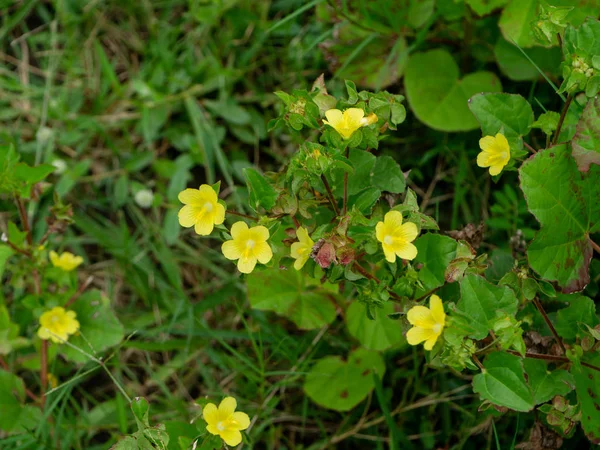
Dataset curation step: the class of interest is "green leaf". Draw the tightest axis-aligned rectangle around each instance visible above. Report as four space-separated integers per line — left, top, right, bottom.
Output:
469 93 534 138
371 156 405 194
454 274 518 339
472 352 535 412
520 145 600 292
413 234 458 297
243 168 278 212
572 96 600 172
498 0 539 48
62 290 125 363
466 0 508 16
523 359 575 405
405 49 502 132
494 38 562 82
532 111 560 136
0 369 42 432
555 295 599 340
304 348 385 411
346 302 405 351
131 397 150 427
247 268 337 330
14 163 55 184
573 353 600 443
0 244 15 280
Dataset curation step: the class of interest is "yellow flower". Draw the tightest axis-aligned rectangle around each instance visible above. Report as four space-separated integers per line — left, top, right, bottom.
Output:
47 373 58 389
49 251 83 272
37 307 80 344
375 211 418 263
221 221 273 274
178 184 226 236
477 133 510 176
290 227 314 270
406 295 446 350
203 397 250 447
323 108 364 139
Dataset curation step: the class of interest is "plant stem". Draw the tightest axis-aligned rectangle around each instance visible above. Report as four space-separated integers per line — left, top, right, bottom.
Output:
352 262 403 302
342 146 349 215
591 239 600 255
320 175 339 216
472 354 485 371
5 239 32 257
523 142 537 153
532 296 567 355
507 350 600 373
40 340 48 408
552 94 573 145
413 287 440 303
64 276 94 309
226 209 257 221
15 197 33 246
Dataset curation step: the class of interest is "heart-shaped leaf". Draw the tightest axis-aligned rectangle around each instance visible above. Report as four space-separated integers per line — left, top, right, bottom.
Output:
473 352 535 412
413 234 458 298
248 268 337 330
523 359 575 405
469 93 534 138
519 144 600 292
346 302 405 351
405 49 502 132
572 97 600 172
304 348 385 411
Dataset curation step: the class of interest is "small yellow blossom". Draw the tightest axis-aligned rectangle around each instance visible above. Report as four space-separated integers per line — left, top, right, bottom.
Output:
290 227 314 270
323 108 365 139
477 133 510 176
47 373 58 389
406 295 446 350
178 184 226 236
203 397 250 447
361 113 378 126
49 251 83 272
375 211 418 263
221 221 273 274
37 307 80 344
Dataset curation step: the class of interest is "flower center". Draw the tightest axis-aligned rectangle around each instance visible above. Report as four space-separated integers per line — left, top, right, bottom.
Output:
384 235 393 245
246 239 255 249
203 202 213 213
216 421 225 431
51 316 60 323
432 323 442 334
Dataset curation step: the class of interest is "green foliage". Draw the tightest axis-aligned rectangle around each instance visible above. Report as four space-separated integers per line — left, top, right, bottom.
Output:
523 359 575 405
572 96 600 171
346 302 405 351
520 144 600 292
555 295 599 340
573 354 600 444
405 49 502 131
304 348 385 411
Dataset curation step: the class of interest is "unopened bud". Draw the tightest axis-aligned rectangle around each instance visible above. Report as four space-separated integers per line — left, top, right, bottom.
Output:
52 159 67 175
361 113 378 127
134 189 154 209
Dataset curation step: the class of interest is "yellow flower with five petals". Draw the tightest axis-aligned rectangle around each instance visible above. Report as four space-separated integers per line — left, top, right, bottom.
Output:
477 133 510 176
37 307 80 344
375 211 418 263
178 184 226 236
49 251 83 272
290 227 314 270
203 396 250 447
323 108 365 139
221 221 273 274
406 295 446 350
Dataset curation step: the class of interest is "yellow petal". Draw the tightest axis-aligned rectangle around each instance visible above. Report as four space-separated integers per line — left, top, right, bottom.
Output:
344 107 365 124
479 136 496 152
290 241 302 260
477 151 491 168
194 219 214 236
49 251 59 266
398 222 418 243
382 245 396 263
237 257 257 274
248 225 269 242
213 203 226 225
231 411 250 430
489 164 504 176
203 403 218 426
64 318 80 334
222 240 241 261
429 294 445 325
406 326 435 346
206 424 219 436
178 205 197 228
324 109 343 127
375 221 386 242
230 221 249 240
293 255 308 270
407 305 435 328
253 242 273 264
423 334 439 351
395 242 418 261
198 184 218 202
384 210 403 228
495 133 509 151
38 327 51 340
296 227 310 244
218 397 237 418
178 188 203 205
220 429 242 447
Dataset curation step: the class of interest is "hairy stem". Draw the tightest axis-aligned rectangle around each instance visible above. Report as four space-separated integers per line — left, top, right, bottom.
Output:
532 296 567 355
591 239 600 255
507 350 600 373
226 209 257 221
320 175 339 216
552 94 573 145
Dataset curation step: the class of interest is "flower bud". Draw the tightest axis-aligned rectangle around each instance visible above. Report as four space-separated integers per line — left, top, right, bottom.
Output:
135 189 154 209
